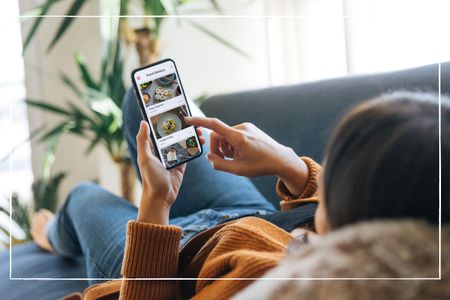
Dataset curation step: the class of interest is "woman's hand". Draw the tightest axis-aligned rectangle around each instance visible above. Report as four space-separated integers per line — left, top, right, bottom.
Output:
185 116 309 197
135 121 185 225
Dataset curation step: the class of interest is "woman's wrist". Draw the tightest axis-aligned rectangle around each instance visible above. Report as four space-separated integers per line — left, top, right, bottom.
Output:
137 202 171 225
138 190 172 225
276 148 309 197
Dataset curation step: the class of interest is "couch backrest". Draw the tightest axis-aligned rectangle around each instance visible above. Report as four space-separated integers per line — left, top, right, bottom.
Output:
201 63 448 206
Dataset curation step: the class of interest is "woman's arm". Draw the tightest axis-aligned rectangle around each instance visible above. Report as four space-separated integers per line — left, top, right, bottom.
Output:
276 157 322 211
119 121 201 300
119 221 182 299
185 117 310 196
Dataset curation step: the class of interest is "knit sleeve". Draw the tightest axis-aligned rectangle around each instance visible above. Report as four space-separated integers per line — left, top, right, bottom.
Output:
276 157 322 211
119 221 183 300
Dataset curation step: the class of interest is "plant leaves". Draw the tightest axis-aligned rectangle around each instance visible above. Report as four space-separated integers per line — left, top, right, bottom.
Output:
25 99 71 116
59 71 83 97
74 52 100 90
187 20 252 60
208 0 223 14
65 101 98 126
106 41 125 107
99 0 121 78
46 0 88 53
143 0 167 34
159 0 177 15
85 133 102 154
22 0 63 52
41 132 62 179
120 0 128 15
38 121 76 143
32 172 66 213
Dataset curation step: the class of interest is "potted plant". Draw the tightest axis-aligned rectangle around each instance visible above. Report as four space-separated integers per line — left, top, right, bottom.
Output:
22 0 250 201
26 41 135 200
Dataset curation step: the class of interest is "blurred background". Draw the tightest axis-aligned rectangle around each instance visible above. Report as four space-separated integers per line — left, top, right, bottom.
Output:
1 0 449 248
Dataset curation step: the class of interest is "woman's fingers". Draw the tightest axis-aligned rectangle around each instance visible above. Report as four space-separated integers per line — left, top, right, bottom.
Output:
185 116 238 141
220 140 235 158
210 131 225 159
195 127 203 137
206 152 239 174
196 127 206 145
171 163 186 175
186 116 240 154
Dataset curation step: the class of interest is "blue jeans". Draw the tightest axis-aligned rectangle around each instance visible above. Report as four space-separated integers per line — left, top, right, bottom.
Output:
47 90 276 283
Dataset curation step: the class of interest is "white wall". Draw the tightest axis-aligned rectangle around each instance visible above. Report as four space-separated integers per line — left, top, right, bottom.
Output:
20 0 103 204
344 0 450 74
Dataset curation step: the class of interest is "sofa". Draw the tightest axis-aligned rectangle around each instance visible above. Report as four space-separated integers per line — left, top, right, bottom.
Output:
1 62 447 299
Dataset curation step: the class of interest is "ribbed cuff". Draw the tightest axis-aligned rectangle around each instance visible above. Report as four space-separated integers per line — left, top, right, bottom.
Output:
277 157 321 210
121 221 182 278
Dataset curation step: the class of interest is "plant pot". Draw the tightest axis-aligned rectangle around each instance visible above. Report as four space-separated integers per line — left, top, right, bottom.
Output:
135 27 160 65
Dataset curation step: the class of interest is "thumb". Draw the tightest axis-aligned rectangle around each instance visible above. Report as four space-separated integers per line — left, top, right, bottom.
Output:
207 152 239 174
137 121 157 163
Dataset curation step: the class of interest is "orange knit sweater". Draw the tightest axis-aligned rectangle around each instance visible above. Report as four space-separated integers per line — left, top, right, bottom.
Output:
73 157 321 300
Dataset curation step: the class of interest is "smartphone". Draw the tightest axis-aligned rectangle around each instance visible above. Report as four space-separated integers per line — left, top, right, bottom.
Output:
131 59 203 169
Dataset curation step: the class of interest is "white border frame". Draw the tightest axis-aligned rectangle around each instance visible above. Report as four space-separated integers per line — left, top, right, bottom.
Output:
9 14 442 281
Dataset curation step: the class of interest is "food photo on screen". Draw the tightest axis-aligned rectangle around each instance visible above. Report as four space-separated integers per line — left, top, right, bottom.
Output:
150 105 190 139
161 135 200 168
139 73 182 107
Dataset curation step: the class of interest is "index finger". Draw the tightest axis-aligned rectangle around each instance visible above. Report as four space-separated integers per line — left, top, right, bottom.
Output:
185 116 238 141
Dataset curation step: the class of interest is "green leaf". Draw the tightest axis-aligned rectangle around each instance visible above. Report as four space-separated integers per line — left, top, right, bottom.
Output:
74 52 100 90
42 132 62 179
25 99 71 116
32 172 67 213
120 0 129 15
208 0 223 14
99 0 121 78
0 193 31 241
59 72 83 97
143 0 167 34
187 20 252 60
38 121 76 143
143 0 167 15
159 0 177 15
65 101 98 125
85 133 102 154
84 87 122 115
22 0 63 52
46 0 88 53
106 41 126 107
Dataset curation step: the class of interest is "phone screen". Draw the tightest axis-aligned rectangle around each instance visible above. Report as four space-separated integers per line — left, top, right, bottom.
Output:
132 59 202 169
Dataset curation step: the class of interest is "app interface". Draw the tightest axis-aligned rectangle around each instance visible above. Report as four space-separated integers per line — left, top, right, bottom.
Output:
134 61 201 168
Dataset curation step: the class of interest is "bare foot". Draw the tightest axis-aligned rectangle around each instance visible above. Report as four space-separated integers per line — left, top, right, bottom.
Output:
31 209 55 252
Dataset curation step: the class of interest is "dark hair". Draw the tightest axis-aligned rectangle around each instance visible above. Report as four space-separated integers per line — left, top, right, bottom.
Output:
323 92 450 229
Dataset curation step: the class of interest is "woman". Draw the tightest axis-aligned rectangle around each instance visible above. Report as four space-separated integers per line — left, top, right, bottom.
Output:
31 92 449 299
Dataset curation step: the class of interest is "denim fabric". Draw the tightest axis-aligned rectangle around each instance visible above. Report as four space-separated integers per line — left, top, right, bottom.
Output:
47 91 276 284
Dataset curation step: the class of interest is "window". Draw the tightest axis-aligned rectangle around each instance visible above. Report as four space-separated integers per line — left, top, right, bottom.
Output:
0 1 33 204
344 0 450 74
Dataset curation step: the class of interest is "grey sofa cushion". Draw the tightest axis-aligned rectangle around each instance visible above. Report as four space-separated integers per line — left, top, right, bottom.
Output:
0 242 88 300
201 63 448 205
